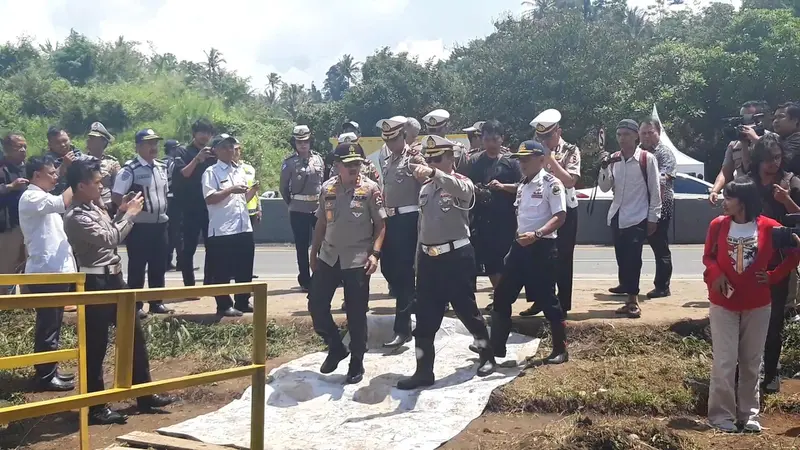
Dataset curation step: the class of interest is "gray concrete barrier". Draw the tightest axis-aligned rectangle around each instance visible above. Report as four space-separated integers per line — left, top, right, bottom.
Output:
256 197 722 245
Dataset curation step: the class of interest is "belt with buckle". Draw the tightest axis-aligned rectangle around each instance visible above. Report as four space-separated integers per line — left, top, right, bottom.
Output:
79 264 122 275
292 194 317 202
386 205 420 217
421 238 470 257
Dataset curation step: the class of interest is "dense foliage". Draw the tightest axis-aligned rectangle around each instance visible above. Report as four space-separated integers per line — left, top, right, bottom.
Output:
2 1 800 188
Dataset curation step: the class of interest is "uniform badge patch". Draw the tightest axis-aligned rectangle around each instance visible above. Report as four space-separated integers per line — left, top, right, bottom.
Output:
551 183 562 196
120 170 131 182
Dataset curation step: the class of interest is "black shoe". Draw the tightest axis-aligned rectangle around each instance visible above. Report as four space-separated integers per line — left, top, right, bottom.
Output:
646 288 671 299
346 356 365 384
137 308 148 320
149 303 174 314
320 348 349 374
468 344 479 354
608 285 626 294
383 334 411 348
484 302 494 312
137 394 177 411
762 376 781 394
545 350 569 365
56 371 75 382
217 307 243 317
89 406 127 425
397 339 436 390
477 358 496 377
397 372 435 390
37 377 75 392
519 305 541 317
235 303 254 313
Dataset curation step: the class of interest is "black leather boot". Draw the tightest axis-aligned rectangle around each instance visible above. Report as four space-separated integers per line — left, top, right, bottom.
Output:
346 354 365 384
545 320 569 365
397 339 435 390
477 346 496 377
320 344 350 374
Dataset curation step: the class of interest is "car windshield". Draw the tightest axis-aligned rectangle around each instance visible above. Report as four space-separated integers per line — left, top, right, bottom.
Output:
674 177 710 195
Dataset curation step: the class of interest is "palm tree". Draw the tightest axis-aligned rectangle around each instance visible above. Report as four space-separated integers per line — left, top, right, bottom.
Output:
203 47 226 82
337 54 360 84
279 83 310 119
267 72 282 93
624 7 653 39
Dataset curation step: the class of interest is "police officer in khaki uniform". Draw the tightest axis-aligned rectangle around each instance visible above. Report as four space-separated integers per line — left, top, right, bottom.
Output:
279 125 326 292
64 159 175 425
521 109 581 316
331 133 381 185
489 141 569 365
422 109 468 167
85 122 120 213
397 135 496 390
380 116 427 348
309 143 386 384
463 121 485 156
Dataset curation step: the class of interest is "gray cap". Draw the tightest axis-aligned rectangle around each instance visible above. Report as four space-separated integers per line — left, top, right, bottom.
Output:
616 119 639 133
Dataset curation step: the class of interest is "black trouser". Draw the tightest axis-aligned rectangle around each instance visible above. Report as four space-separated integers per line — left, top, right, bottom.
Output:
491 239 563 355
30 283 74 382
206 232 255 311
166 197 183 269
181 208 210 286
308 259 369 356
611 216 647 296
289 211 316 289
126 222 168 310
415 244 489 343
764 276 790 383
474 215 516 276
647 217 672 291
380 212 418 336
556 206 578 311
84 273 151 409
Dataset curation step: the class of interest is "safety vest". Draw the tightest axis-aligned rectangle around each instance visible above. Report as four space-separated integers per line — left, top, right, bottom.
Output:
241 162 259 215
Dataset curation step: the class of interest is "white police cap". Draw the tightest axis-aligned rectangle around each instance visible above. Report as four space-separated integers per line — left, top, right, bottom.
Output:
530 109 562 134
422 109 450 129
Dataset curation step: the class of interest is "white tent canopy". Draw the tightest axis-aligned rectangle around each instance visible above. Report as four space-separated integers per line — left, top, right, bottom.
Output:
651 105 705 177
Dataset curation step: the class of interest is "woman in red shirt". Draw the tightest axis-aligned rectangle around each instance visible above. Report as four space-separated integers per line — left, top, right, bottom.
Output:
703 177 799 433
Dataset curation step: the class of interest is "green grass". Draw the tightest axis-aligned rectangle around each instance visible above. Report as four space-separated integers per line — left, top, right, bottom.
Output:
0 310 323 403
489 321 800 417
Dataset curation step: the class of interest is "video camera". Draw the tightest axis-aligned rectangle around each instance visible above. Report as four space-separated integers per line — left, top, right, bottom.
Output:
771 213 800 250
722 113 766 142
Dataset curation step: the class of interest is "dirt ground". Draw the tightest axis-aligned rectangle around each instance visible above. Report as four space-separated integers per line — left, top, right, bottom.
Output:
157 277 712 326
4 278 796 450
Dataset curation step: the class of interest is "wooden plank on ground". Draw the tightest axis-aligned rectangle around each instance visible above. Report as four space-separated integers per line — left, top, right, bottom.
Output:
116 431 233 450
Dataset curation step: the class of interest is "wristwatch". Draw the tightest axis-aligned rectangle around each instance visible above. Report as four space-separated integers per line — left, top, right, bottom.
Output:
428 168 436 179
370 250 382 260
534 230 543 239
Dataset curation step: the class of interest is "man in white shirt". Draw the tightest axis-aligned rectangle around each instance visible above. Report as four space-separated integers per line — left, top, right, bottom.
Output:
202 134 259 317
598 119 662 319
18 155 76 391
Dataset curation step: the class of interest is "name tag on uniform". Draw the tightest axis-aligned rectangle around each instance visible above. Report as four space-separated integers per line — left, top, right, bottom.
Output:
135 173 152 186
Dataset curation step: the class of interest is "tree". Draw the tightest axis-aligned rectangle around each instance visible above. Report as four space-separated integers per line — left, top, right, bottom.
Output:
310 82 323 103
280 83 310 119
337 54 361 84
323 64 349 101
267 72 282 93
95 36 146 83
50 30 98 85
203 47 226 83
0 37 41 78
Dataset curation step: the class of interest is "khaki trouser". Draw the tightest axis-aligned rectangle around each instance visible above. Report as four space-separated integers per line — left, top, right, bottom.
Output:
708 303 771 425
0 227 26 292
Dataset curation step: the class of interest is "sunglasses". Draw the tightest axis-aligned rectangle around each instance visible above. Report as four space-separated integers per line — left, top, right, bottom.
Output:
425 155 444 163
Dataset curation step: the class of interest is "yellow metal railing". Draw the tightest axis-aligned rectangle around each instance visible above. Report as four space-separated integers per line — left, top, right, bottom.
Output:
0 275 268 450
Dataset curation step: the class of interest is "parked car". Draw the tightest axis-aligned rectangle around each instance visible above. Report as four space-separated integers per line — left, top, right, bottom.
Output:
575 172 713 200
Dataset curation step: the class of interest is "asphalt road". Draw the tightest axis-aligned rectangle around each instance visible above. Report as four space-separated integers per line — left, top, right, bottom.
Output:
119 244 705 281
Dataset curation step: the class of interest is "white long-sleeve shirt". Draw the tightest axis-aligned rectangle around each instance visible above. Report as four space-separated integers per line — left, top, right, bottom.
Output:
598 148 662 229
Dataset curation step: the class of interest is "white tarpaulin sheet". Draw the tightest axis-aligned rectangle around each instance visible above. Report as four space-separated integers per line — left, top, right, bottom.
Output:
159 314 540 449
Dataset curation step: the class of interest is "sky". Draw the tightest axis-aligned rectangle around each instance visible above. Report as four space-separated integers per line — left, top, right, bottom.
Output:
0 0 720 93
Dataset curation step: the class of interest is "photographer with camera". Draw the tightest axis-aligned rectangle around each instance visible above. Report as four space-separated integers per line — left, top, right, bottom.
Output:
773 102 800 175
464 120 522 299
709 101 768 205
747 134 800 394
